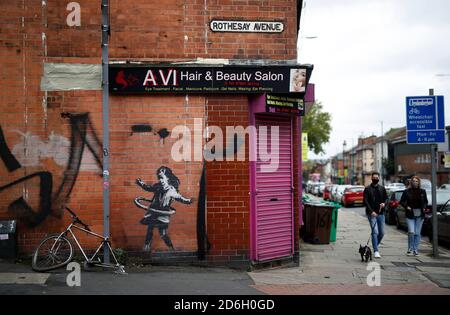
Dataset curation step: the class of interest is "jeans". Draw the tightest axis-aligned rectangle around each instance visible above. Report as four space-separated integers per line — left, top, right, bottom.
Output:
368 214 385 252
406 217 424 252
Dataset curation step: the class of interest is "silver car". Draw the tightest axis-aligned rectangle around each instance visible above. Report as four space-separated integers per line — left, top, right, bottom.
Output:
336 185 352 204
330 185 339 202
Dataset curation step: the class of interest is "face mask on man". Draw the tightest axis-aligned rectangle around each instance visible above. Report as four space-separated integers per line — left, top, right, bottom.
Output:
372 179 379 185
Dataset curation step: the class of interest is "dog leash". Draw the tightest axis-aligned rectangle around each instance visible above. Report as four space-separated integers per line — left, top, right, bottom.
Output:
366 205 382 246
366 218 378 246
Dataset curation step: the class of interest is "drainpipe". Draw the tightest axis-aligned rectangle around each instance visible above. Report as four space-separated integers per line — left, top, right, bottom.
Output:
101 0 111 263
297 0 304 36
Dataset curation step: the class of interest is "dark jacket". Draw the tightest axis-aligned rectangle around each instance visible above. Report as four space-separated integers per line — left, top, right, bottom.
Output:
363 184 388 216
400 188 428 219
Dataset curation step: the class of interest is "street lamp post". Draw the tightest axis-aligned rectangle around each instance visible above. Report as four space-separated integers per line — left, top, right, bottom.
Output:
429 88 439 258
343 140 347 184
352 138 355 185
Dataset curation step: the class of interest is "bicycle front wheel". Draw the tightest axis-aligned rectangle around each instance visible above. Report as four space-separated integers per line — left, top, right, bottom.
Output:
32 234 74 272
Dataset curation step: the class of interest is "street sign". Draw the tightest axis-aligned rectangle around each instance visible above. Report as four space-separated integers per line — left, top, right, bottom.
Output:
406 95 445 144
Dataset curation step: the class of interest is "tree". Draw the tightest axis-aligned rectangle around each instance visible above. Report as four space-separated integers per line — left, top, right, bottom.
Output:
302 101 332 155
382 157 395 176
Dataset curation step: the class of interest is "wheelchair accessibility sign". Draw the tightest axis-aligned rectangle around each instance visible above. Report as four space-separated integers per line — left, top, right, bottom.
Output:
406 95 445 144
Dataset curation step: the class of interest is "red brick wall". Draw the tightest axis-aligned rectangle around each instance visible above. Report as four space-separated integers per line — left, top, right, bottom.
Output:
109 0 297 60
395 154 432 178
108 94 204 252
1 0 48 253
205 95 250 262
0 0 299 262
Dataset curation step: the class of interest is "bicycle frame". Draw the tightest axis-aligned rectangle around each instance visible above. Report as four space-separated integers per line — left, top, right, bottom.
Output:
53 222 122 270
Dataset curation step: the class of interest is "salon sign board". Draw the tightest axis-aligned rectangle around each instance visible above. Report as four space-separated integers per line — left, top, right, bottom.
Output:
406 95 445 144
266 94 304 116
109 65 311 95
210 20 284 33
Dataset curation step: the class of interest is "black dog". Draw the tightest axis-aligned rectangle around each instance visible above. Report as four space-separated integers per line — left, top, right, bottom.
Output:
359 245 372 262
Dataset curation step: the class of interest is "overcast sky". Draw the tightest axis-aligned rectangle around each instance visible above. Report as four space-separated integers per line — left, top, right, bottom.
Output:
298 0 450 159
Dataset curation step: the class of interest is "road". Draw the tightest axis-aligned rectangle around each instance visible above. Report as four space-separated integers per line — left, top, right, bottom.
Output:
0 261 263 295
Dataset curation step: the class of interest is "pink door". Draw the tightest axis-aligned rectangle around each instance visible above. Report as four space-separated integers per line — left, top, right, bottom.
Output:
254 115 294 261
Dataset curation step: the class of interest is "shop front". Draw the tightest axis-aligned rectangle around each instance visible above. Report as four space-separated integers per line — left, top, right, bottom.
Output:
109 62 313 265
0 0 311 267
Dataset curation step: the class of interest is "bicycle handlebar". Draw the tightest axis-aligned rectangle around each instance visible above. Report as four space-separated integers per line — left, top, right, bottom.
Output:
65 207 91 231
66 207 77 218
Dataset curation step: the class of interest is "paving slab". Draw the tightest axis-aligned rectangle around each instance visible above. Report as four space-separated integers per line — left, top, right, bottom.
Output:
0 273 49 285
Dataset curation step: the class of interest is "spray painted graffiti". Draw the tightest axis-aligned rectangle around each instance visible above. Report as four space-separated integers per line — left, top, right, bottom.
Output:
0 126 21 172
134 166 193 251
0 112 103 227
130 124 170 140
11 130 71 167
54 112 103 203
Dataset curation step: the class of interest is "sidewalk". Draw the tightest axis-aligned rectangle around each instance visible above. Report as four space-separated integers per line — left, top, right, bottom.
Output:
248 205 450 295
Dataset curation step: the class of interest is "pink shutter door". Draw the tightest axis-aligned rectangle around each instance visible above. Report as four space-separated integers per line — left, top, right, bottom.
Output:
254 115 294 261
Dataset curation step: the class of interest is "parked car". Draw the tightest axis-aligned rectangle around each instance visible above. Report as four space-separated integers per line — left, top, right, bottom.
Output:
342 186 365 207
396 190 450 236
384 189 404 225
311 183 319 195
439 184 450 191
309 182 321 196
306 181 313 194
328 185 335 201
420 179 432 190
318 183 326 197
331 185 342 202
435 199 450 243
385 182 405 193
323 185 333 200
335 185 352 205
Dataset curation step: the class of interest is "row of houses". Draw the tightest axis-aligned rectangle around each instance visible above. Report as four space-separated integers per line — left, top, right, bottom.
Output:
330 126 450 186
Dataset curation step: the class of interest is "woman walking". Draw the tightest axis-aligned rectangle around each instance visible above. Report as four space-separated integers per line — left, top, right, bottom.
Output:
400 176 428 256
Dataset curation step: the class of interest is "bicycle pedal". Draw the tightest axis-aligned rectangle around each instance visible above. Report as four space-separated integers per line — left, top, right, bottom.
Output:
115 265 127 275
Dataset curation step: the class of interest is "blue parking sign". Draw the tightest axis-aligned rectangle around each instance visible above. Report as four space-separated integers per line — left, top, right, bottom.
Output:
406 96 445 144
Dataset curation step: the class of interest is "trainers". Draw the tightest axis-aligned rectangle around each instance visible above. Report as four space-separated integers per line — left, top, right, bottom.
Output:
374 251 381 258
413 251 420 257
407 250 413 256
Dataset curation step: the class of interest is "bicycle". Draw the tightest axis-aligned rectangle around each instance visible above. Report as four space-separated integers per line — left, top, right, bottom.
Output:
31 207 125 274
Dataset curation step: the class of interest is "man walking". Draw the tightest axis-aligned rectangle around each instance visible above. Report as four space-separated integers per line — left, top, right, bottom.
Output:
363 172 388 258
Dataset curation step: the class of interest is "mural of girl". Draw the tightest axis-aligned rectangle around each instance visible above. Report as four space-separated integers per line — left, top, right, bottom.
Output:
134 166 193 252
